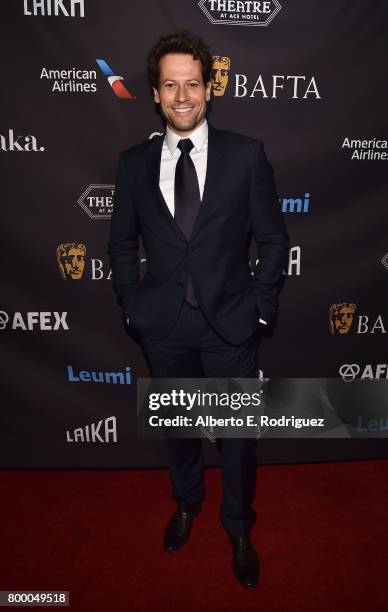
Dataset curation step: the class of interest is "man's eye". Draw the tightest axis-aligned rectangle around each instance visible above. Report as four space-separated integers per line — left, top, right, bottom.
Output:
189 82 199 88
165 83 175 89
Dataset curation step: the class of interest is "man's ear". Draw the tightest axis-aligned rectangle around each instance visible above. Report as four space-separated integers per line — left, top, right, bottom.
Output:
153 87 160 103
205 81 212 101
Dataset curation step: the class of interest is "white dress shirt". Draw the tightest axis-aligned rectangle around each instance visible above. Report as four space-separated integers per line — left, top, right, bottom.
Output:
159 119 208 214
127 118 267 325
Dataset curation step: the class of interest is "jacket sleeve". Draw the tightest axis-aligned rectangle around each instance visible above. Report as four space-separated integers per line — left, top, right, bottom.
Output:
107 152 140 319
249 140 289 322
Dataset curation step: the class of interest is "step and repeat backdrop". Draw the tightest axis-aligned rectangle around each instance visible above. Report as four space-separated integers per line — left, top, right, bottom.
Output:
1 0 387 467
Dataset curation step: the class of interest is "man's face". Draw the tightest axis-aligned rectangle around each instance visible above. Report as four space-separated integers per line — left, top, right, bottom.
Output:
61 247 85 280
153 53 211 136
210 57 230 96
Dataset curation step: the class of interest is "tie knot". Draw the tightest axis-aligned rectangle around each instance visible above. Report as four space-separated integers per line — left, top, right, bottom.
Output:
178 138 194 155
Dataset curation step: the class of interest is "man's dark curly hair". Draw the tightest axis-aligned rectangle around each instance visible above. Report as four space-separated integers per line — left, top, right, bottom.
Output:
146 30 213 90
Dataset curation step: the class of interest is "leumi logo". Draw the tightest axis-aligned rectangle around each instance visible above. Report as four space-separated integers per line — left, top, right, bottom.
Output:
96 59 135 99
57 243 86 280
0 130 44 152
280 193 310 213
199 0 281 26
329 303 356 335
211 56 231 96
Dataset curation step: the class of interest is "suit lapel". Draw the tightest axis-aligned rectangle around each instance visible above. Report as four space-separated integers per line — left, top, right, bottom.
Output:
191 124 224 241
145 123 225 243
146 134 187 243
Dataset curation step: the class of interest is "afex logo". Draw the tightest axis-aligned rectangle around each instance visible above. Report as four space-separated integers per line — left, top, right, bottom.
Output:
0 311 69 331
339 363 388 382
96 59 135 99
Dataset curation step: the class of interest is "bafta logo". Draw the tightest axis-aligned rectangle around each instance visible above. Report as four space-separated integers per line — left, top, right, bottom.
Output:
57 243 86 280
211 56 230 97
329 303 356 335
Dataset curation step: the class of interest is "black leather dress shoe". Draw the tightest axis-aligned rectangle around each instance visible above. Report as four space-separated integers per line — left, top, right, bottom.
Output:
230 536 259 587
163 505 199 552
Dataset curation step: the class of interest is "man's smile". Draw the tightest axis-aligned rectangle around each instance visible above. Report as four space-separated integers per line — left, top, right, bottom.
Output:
172 106 195 115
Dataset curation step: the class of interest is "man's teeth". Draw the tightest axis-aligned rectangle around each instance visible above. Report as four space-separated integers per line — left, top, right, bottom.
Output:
174 107 192 112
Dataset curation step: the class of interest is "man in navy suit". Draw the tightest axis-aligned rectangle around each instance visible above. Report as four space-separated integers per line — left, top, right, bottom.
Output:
108 30 289 588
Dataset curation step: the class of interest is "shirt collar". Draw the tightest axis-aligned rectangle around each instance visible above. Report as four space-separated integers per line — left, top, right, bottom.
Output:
166 119 208 156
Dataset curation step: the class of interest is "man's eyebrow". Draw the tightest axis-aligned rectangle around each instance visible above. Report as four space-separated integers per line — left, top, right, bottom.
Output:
161 78 201 83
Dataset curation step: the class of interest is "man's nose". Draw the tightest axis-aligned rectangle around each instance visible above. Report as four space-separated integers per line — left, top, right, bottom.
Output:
175 84 188 102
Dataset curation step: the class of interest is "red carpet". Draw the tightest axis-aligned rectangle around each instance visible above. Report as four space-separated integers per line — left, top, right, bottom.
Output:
1 460 388 611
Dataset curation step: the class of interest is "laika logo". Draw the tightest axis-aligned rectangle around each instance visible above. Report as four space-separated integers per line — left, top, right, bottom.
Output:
339 363 388 382
78 185 114 219
96 59 135 99
57 243 86 280
23 0 85 17
199 0 281 26
0 311 69 331
66 416 117 443
280 193 310 213
0 130 44 152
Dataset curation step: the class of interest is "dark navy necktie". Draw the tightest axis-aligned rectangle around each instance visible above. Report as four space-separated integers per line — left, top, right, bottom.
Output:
174 138 201 307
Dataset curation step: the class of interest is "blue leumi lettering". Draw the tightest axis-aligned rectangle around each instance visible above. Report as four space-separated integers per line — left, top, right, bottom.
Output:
356 416 388 432
66 365 131 384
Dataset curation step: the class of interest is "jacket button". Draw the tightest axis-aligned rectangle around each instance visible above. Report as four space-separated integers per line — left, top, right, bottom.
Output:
177 282 184 288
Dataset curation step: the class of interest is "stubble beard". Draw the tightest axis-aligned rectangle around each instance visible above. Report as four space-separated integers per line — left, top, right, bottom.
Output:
161 103 206 135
